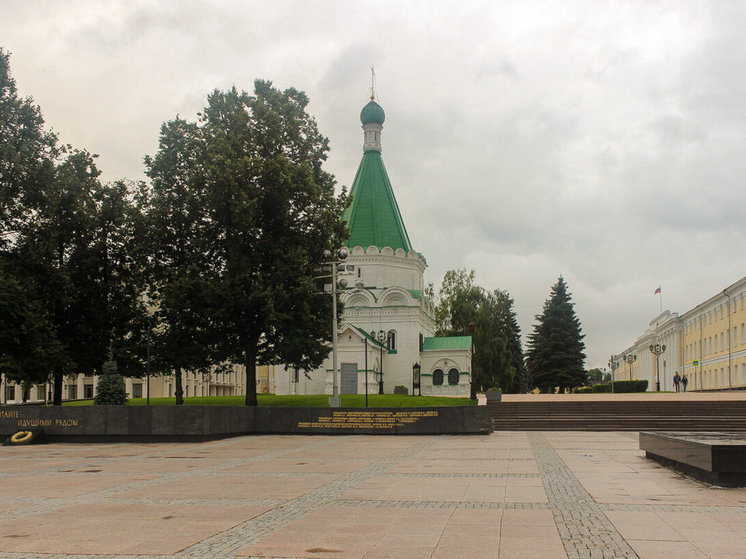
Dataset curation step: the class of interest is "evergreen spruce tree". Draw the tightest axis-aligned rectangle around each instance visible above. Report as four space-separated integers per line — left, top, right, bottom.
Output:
503 295 529 393
526 276 586 392
94 357 128 405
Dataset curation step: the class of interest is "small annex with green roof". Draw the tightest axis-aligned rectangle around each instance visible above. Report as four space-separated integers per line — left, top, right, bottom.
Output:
420 336 473 397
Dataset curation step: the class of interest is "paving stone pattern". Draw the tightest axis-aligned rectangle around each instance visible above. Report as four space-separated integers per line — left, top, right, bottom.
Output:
4 431 746 558
177 438 435 557
0 436 342 523
334 499 550 510
528 432 639 559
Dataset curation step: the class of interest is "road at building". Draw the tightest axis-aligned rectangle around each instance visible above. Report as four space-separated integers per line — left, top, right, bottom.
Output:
1 429 746 558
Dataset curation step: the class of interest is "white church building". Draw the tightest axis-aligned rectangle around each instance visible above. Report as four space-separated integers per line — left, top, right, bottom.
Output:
275 96 472 397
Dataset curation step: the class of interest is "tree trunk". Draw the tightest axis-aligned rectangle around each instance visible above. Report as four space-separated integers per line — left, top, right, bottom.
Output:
175 366 184 405
244 342 258 406
53 369 63 406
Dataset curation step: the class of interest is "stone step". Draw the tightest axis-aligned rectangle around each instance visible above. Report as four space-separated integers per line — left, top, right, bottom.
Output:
488 399 746 431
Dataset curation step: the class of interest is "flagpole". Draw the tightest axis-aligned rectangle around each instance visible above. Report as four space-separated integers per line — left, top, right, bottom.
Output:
654 286 663 314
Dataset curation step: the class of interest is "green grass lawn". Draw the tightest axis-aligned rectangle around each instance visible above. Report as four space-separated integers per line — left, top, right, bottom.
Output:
64 394 476 407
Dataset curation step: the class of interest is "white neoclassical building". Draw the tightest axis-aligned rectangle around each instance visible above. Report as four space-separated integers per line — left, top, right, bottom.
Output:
613 276 746 392
274 96 472 397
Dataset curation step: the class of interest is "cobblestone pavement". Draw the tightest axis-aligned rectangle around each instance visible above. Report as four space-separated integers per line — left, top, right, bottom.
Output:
2 431 746 558
528 432 638 559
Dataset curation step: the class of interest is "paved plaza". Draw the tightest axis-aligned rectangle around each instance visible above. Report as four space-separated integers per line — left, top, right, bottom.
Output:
2 431 746 558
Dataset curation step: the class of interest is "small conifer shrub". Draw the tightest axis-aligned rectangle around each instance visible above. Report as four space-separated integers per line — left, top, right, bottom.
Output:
94 358 128 405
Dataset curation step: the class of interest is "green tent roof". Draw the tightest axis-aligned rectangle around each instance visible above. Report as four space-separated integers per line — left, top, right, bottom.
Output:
422 336 472 351
343 151 413 252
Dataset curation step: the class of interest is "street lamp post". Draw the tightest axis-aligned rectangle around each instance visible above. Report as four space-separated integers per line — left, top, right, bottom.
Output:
140 289 155 406
623 354 637 385
320 247 350 408
363 335 369 407
608 355 619 394
649 344 666 392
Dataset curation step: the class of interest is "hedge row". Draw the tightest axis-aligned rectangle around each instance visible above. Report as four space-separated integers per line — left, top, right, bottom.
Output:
575 380 649 393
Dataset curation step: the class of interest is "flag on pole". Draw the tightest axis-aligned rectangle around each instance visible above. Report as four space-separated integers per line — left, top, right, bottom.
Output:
654 286 662 295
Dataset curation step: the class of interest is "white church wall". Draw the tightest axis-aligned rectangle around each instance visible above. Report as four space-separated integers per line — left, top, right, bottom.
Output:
348 247 425 292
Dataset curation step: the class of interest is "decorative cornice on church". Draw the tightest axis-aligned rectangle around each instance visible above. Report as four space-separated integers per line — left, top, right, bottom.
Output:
348 245 427 272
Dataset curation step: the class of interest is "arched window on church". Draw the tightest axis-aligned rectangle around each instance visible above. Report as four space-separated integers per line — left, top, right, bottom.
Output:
433 369 444 386
448 368 460 385
387 330 396 351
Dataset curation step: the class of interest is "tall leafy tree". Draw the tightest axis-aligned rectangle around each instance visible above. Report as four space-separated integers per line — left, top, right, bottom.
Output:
146 81 348 405
435 269 483 335
0 48 58 249
23 149 108 403
526 276 586 392
1 50 148 402
89 179 150 377
0 48 62 390
145 117 219 405
435 269 526 394
0 262 63 389
0 50 101 402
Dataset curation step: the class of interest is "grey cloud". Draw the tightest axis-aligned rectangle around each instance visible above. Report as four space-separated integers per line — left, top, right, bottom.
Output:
1 0 741 369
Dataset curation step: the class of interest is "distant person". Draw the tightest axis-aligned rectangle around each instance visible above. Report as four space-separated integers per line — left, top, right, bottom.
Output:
673 371 681 392
682 374 688 392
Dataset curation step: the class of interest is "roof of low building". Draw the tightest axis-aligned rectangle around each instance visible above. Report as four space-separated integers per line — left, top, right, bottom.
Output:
350 325 387 347
422 336 473 351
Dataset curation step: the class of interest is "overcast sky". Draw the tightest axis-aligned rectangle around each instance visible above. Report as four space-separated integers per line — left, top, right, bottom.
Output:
2 0 744 370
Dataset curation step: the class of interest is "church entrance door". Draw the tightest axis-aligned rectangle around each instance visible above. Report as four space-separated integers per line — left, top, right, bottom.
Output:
341 363 358 394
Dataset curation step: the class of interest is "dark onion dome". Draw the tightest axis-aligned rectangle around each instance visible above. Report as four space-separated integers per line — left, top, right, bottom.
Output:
360 100 385 125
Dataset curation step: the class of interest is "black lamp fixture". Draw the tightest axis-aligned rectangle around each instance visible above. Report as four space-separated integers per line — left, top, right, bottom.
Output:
412 362 421 396
623 353 637 381
649 344 666 392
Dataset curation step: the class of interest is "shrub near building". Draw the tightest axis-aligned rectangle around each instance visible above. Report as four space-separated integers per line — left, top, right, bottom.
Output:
575 380 648 393
94 359 128 405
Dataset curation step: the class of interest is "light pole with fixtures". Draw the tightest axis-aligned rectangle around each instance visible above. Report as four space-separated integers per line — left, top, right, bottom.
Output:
608 355 619 394
363 334 369 407
321 247 350 408
623 353 636 385
649 344 666 392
